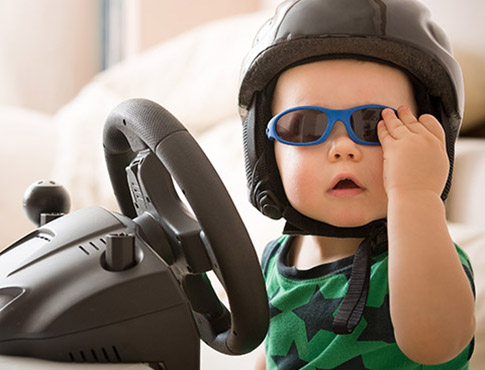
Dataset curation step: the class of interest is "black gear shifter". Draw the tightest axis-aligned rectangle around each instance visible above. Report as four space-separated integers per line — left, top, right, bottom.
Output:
22 180 71 226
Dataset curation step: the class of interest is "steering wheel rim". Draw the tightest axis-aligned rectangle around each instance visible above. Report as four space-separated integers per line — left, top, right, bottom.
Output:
103 98 268 355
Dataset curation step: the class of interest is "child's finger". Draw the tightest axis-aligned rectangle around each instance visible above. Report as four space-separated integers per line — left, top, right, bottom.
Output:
418 114 446 143
377 120 392 144
396 106 417 124
397 106 426 134
380 108 406 139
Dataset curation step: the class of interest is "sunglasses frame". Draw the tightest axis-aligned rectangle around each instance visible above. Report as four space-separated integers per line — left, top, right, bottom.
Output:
266 104 397 146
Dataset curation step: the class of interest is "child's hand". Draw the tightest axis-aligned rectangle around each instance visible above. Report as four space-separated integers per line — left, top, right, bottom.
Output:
377 106 449 197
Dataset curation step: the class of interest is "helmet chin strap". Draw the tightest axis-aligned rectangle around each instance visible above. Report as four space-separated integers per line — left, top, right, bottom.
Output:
332 222 388 334
282 206 388 334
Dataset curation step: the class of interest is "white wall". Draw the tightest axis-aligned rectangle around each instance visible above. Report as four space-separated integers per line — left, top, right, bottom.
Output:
0 0 262 114
123 0 261 58
420 0 485 50
0 0 101 114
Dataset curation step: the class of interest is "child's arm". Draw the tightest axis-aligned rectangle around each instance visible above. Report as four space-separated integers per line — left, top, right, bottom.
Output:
378 106 475 365
254 348 266 370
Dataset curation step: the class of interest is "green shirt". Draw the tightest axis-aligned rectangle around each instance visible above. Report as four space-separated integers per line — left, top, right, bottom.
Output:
261 235 475 370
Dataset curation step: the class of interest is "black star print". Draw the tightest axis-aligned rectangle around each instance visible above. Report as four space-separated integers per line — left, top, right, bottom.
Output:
293 285 343 341
316 355 370 369
270 302 283 319
271 341 308 370
269 287 283 319
357 294 395 343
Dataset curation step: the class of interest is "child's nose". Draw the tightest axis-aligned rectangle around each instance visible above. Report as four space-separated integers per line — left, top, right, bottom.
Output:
327 121 363 162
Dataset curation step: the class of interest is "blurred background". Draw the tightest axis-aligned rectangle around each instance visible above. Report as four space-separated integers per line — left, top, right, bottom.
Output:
0 0 484 369
0 0 264 113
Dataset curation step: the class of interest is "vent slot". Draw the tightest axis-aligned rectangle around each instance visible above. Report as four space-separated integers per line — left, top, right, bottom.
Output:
91 349 98 362
78 246 90 255
101 347 109 361
68 346 121 363
112 346 121 362
35 235 52 242
89 241 99 251
78 238 106 256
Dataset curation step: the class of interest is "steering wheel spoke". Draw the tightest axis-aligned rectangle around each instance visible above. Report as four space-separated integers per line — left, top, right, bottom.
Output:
127 150 213 275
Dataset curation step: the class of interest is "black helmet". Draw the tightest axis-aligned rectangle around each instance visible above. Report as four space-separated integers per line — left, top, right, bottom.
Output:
238 0 464 237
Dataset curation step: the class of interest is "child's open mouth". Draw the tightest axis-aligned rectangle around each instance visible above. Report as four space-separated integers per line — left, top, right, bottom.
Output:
334 179 359 190
329 177 364 198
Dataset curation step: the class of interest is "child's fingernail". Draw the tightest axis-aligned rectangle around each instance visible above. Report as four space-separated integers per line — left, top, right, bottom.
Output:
382 108 394 116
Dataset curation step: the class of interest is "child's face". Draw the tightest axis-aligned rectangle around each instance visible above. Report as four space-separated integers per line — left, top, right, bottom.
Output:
272 59 417 227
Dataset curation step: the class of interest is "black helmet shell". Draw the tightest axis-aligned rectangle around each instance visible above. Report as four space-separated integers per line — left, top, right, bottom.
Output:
239 0 464 233
240 0 463 121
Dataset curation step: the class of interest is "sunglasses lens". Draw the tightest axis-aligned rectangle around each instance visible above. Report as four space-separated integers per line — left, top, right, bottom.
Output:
276 109 328 143
350 108 382 143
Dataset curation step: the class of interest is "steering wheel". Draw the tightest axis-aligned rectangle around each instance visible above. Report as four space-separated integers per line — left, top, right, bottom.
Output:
103 98 268 356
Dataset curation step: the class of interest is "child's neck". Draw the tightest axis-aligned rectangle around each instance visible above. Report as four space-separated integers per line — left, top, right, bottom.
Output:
289 235 363 270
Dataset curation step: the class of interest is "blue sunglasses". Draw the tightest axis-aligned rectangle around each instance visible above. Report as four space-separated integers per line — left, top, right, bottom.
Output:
266 104 396 146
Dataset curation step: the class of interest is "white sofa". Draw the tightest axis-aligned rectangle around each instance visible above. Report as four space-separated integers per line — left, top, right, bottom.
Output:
1 10 484 370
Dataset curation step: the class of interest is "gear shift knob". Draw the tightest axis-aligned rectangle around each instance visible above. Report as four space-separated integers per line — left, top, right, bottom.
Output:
22 180 71 226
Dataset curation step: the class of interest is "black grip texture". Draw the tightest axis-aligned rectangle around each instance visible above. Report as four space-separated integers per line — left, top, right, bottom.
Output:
103 98 186 155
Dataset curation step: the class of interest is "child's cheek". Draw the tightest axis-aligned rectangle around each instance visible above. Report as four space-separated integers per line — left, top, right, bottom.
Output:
275 143 326 211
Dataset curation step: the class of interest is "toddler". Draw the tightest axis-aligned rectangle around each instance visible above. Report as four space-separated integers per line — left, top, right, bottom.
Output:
238 0 476 369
